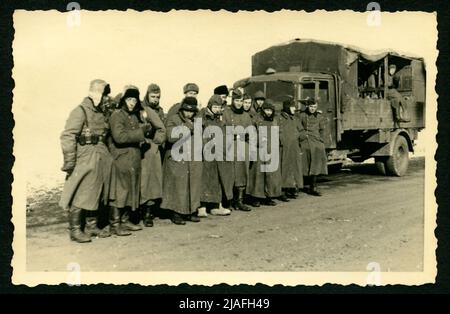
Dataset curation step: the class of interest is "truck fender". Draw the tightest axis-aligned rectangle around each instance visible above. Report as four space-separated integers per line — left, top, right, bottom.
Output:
389 129 414 155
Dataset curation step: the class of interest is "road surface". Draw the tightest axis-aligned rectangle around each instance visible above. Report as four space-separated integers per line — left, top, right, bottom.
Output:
25 157 425 272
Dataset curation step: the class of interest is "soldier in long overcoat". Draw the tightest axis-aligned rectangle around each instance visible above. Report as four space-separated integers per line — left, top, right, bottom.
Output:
139 83 166 227
59 79 113 243
222 89 253 211
109 87 152 234
161 97 203 225
247 100 283 206
276 99 304 199
297 98 328 196
198 94 234 216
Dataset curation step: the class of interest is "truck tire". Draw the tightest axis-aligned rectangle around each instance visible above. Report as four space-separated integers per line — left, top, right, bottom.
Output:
374 157 387 176
385 135 409 176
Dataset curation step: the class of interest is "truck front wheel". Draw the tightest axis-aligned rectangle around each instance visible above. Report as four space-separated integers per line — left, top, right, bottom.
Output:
385 135 409 176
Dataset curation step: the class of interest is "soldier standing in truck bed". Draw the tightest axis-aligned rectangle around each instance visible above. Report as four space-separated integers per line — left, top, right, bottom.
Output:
59 79 114 243
297 98 328 196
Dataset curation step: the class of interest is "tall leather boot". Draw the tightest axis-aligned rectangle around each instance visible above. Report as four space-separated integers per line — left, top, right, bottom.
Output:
235 187 251 211
121 208 143 231
309 175 322 196
143 204 154 227
69 206 91 243
85 215 111 238
109 206 131 236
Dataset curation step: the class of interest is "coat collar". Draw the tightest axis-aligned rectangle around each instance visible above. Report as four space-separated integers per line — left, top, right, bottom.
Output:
280 111 294 119
81 97 99 112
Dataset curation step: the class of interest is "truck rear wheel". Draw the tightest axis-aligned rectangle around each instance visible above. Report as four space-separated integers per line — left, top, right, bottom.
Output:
385 135 409 176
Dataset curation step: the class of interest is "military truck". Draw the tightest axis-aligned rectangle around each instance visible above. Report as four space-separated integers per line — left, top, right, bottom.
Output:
234 39 426 176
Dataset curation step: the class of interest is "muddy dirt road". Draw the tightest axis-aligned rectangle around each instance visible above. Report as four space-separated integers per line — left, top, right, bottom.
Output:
26 158 424 272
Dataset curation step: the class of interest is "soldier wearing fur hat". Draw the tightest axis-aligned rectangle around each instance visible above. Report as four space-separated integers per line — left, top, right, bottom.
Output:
109 87 153 234
167 83 200 118
59 79 114 243
213 85 229 105
276 99 304 199
197 95 234 217
161 97 203 225
247 99 283 206
297 98 328 196
222 88 253 211
139 83 167 227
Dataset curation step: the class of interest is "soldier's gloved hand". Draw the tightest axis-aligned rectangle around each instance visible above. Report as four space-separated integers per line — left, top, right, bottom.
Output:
141 124 152 136
61 162 75 180
61 160 75 172
185 121 195 134
144 138 153 147
299 133 307 142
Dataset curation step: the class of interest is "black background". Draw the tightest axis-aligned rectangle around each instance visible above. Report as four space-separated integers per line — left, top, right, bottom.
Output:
0 0 449 308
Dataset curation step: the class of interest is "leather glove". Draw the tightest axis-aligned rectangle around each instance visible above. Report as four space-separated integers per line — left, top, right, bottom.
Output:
141 124 152 136
62 162 75 180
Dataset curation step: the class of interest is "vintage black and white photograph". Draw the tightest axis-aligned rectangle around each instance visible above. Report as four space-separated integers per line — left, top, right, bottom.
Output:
11 9 437 286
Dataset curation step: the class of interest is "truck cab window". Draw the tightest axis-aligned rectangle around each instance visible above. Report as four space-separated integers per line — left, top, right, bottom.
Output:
244 82 265 98
318 81 329 102
300 82 315 100
266 81 295 102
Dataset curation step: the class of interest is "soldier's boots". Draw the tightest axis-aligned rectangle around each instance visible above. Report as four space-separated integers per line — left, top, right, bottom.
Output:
279 193 290 202
69 206 91 243
171 212 186 225
263 198 277 206
109 207 132 236
210 203 231 216
309 176 322 197
85 216 111 238
143 206 154 227
121 210 143 231
248 197 261 207
185 214 201 223
197 206 208 218
234 187 251 212
286 188 298 199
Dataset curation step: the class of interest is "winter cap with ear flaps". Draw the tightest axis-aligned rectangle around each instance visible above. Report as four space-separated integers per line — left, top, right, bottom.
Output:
183 83 199 94
207 94 223 108
261 99 275 111
232 88 243 99
180 96 198 112
213 85 228 95
300 97 317 106
283 99 296 112
147 83 161 94
253 90 265 100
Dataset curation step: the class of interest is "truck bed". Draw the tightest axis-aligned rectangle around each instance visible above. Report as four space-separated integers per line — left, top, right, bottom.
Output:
341 98 425 130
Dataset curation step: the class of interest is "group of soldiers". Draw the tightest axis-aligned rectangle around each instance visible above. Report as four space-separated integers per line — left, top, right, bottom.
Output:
59 79 328 243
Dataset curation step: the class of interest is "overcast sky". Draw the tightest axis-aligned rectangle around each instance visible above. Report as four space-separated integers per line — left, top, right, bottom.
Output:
12 10 437 185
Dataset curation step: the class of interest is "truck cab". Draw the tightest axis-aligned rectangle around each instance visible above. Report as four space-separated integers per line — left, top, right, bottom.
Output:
235 71 338 150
